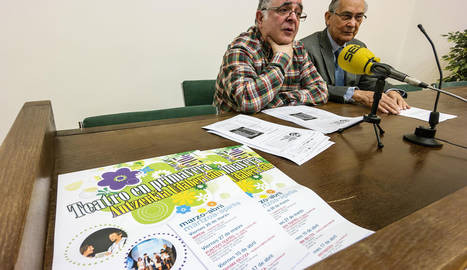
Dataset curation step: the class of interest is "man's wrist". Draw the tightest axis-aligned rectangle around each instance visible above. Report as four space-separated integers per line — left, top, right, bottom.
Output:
344 87 358 103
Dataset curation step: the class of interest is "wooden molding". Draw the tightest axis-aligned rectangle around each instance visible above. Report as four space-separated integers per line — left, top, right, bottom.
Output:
0 101 56 269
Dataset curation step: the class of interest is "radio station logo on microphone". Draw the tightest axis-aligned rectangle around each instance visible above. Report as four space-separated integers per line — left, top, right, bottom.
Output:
342 45 362 63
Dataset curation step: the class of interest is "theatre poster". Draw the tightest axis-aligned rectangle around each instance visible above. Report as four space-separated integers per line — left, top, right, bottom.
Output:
53 146 372 269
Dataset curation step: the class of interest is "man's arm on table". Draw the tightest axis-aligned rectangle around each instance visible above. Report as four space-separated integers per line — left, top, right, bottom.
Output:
304 34 408 114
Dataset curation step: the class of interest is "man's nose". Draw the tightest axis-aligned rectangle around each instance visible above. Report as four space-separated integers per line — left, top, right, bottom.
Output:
346 16 359 27
286 11 299 23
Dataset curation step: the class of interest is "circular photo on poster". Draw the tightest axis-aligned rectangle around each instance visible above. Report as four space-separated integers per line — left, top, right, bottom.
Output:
79 228 128 259
126 238 177 270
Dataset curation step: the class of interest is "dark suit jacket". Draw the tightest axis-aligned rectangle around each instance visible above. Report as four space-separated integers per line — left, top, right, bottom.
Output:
301 28 392 103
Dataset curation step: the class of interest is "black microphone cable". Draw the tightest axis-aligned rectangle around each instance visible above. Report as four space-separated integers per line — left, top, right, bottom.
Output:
434 138 467 149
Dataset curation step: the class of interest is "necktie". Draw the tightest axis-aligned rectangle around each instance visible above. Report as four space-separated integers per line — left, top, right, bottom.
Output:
335 48 345 86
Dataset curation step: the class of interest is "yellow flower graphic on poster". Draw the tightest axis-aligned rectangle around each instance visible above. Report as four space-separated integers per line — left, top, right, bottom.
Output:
237 179 264 194
171 189 206 207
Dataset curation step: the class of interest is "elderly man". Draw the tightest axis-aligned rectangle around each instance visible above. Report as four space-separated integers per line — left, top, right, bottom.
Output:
301 0 409 114
213 0 328 113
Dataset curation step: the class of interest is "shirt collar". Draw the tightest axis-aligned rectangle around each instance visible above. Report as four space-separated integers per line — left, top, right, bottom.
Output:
326 29 346 55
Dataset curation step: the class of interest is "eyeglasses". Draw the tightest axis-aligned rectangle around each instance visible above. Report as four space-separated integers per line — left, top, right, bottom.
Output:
331 11 367 22
263 4 308 22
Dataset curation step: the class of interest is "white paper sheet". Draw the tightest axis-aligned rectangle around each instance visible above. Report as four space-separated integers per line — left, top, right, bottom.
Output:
203 114 333 165
263 105 364 134
399 106 457 122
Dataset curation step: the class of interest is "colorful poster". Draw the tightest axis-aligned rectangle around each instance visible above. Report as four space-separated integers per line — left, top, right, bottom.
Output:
53 151 308 269
196 145 374 267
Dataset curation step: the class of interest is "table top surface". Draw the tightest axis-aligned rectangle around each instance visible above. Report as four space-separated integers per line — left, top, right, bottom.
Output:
47 87 467 269
54 87 466 230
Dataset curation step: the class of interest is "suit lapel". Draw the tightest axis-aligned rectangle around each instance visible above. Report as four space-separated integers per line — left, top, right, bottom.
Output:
319 29 336 85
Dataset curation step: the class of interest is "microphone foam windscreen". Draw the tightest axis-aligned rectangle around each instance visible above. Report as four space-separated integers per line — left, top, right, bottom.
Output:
338 44 380 75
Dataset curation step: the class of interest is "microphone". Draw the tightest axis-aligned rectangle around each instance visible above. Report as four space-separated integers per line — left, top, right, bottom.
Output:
338 44 429 88
403 24 444 147
337 44 467 103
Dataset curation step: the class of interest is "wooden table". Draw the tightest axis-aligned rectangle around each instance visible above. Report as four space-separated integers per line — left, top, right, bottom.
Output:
1 87 466 269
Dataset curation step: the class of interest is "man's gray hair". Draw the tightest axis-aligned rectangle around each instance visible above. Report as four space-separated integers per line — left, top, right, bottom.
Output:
257 0 273 10
256 0 273 24
328 0 368 13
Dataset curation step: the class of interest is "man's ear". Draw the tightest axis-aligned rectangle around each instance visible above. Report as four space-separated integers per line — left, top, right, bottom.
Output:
324 11 331 27
256 10 264 26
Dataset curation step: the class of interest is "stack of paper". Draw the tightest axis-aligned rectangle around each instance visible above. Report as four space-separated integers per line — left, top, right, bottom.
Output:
203 114 334 165
53 145 373 270
263 105 364 134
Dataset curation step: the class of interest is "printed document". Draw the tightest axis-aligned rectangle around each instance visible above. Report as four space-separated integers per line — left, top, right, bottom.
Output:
197 145 373 267
203 114 333 165
53 151 308 270
263 105 364 134
53 146 373 269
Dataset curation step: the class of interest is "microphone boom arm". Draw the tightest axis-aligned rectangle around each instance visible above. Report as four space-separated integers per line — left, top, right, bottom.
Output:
369 61 466 103
426 86 467 103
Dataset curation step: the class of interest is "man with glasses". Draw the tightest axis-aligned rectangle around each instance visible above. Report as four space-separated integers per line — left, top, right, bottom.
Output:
213 0 328 113
301 0 409 114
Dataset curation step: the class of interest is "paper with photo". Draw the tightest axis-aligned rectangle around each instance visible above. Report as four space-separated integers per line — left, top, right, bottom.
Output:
203 114 333 165
263 105 364 134
53 151 308 269
399 106 457 122
207 130 333 166
53 152 207 269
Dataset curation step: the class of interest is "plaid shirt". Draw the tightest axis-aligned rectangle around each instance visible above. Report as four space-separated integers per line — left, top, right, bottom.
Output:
213 26 328 113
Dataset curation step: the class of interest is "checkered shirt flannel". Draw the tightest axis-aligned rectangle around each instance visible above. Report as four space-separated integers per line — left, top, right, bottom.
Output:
213 26 328 113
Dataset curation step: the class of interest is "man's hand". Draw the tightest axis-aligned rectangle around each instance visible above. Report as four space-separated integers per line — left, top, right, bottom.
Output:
267 36 293 59
353 90 407 114
387 90 410 110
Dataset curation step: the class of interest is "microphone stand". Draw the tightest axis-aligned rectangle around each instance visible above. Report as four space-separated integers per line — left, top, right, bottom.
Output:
403 24 444 147
337 76 387 149
364 76 386 149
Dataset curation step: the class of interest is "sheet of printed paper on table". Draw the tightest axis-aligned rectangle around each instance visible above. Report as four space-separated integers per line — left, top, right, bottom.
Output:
262 105 364 134
54 150 309 270
202 114 334 165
